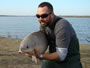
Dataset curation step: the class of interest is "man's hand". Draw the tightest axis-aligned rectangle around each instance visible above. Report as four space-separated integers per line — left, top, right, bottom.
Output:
25 52 33 58
25 48 40 58
25 48 42 59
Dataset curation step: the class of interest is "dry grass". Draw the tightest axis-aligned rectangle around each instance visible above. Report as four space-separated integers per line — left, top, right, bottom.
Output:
80 44 90 68
0 36 90 68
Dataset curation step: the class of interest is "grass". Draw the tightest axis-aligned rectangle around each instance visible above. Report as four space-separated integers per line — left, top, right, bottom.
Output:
0 36 90 68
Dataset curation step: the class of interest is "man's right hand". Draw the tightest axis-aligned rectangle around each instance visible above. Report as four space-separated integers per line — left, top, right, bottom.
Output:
25 52 33 58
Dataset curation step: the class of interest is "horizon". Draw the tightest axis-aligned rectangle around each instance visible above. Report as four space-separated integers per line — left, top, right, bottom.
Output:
0 15 90 17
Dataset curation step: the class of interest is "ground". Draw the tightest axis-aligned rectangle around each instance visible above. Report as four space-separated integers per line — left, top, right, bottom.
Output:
0 36 90 68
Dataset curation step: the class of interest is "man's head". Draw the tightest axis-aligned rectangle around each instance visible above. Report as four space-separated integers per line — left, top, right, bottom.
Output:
36 2 54 27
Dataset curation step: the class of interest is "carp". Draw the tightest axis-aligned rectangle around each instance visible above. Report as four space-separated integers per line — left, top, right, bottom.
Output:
18 31 48 64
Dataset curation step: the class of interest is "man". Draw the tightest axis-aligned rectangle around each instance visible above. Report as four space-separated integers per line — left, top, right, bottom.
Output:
25 2 82 68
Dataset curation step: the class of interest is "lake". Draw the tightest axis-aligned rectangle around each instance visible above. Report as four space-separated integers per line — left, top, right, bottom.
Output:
0 16 90 45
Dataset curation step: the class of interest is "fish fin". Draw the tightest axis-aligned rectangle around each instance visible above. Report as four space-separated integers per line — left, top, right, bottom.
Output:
32 56 37 64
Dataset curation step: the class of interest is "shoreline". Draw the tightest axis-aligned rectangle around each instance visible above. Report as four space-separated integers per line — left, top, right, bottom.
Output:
0 15 90 18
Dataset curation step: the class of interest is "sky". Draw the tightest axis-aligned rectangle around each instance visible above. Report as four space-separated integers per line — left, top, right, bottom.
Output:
0 0 90 16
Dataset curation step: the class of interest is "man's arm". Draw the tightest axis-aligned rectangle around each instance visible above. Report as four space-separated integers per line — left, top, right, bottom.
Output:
25 48 67 61
34 48 60 61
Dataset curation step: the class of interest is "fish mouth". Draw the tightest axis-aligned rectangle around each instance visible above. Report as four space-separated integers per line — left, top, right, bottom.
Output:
18 49 33 54
18 50 24 54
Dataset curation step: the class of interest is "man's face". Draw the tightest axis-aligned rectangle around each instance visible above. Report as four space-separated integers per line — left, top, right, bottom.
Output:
36 6 52 27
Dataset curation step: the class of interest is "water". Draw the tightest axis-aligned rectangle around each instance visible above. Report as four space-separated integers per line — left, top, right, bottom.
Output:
65 17 90 45
0 16 90 45
0 16 40 39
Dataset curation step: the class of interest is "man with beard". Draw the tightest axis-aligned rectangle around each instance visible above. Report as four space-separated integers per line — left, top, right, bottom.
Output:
25 2 82 68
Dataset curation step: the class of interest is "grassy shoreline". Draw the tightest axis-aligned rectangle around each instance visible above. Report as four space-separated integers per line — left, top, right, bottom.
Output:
0 36 90 68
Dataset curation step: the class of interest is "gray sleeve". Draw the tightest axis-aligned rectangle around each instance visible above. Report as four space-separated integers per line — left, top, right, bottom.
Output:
54 19 71 48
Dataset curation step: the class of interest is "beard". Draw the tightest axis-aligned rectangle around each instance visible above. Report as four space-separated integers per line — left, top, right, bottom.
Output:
39 17 51 27
40 20 49 27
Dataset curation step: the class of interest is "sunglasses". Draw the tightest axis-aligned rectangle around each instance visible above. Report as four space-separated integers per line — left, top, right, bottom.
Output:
36 13 51 18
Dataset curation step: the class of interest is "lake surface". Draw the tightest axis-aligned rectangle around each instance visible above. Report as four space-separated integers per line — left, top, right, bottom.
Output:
0 16 90 45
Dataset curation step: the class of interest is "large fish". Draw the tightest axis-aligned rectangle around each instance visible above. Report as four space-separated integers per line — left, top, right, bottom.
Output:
18 31 48 63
